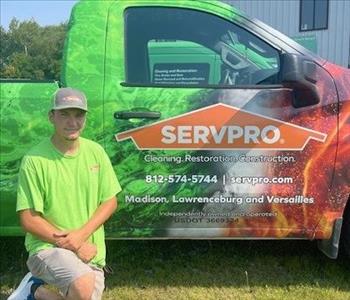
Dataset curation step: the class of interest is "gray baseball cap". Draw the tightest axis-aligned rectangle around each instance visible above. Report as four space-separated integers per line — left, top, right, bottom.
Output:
52 87 88 112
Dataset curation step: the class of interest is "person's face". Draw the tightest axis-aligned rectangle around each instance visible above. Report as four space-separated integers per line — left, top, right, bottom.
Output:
49 108 86 141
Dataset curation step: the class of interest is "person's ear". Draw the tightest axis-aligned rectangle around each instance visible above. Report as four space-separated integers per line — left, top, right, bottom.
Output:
48 110 54 123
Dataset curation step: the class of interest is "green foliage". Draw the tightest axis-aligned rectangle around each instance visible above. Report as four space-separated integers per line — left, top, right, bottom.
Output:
0 18 67 80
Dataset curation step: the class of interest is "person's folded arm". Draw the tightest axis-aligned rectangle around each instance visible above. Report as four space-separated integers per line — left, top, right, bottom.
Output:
19 209 63 245
19 209 98 263
55 196 117 251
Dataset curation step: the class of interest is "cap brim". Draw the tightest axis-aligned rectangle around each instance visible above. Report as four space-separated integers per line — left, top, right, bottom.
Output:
53 105 88 112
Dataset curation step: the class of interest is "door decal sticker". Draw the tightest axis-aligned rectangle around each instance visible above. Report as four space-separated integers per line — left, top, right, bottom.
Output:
116 103 327 150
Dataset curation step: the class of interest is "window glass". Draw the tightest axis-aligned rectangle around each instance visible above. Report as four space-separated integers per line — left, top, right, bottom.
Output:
148 40 212 85
300 0 328 31
314 0 328 29
125 7 280 87
300 0 314 31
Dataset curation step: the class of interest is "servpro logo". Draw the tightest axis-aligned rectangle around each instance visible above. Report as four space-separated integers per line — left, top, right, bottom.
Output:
62 96 81 102
115 104 327 150
161 125 280 145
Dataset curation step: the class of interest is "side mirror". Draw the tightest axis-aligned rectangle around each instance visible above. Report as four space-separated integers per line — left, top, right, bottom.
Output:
280 53 320 108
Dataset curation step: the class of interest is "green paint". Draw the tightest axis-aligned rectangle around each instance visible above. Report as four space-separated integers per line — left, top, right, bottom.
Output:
292 35 318 53
148 40 222 84
0 82 59 234
0 0 257 237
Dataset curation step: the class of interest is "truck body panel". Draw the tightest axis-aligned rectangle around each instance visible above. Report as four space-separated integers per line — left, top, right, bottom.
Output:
0 81 59 235
0 0 349 257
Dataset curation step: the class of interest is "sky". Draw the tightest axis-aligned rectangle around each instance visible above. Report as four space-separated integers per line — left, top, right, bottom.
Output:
1 0 78 30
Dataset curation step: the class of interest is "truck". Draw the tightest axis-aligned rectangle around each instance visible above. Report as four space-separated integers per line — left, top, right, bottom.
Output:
1 0 349 259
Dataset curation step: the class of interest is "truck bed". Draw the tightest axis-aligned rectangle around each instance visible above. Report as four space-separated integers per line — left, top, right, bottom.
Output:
0 80 59 235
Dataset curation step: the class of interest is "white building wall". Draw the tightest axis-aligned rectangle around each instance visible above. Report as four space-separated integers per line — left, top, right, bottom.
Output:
225 0 350 67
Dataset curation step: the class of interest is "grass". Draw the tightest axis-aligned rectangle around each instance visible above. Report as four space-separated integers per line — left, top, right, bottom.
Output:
1 237 349 300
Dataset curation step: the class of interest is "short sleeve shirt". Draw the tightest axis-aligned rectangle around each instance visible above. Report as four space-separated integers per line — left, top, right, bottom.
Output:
17 137 122 267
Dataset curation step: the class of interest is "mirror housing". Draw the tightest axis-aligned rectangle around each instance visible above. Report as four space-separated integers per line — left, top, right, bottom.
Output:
280 53 320 108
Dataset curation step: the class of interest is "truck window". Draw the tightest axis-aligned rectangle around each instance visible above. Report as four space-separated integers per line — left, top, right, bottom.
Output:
125 7 280 86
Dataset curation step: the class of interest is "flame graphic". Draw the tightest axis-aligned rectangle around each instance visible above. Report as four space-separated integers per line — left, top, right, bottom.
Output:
226 63 350 239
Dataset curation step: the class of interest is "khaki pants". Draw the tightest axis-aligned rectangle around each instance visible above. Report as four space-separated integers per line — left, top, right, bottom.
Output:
27 248 104 300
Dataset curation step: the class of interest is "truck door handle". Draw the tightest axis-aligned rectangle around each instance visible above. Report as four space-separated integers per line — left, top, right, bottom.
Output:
114 110 161 120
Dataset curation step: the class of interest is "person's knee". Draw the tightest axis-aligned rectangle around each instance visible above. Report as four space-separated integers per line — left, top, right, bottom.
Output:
67 272 95 300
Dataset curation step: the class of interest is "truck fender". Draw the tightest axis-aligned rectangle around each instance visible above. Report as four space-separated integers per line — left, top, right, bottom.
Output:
317 218 343 259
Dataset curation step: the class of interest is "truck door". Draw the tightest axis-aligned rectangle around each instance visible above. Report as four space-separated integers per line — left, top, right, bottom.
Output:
102 3 338 239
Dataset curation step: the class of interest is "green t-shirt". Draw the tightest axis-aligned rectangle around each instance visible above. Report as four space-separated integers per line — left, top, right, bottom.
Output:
17 137 122 267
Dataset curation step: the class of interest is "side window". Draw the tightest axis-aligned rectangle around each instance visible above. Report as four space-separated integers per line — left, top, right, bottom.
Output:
300 0 329 31
125 7 280 87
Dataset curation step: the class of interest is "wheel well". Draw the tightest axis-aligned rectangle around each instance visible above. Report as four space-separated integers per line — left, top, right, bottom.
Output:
339 194 350 258
318 195 350 259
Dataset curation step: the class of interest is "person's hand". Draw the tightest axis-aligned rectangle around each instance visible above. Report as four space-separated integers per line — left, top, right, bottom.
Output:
54 230 85 252
76 242 97 263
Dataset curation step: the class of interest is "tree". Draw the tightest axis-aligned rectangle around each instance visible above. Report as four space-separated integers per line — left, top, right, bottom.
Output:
0 18 67 80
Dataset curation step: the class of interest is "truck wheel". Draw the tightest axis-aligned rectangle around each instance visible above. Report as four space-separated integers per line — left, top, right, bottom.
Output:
341 203 350 258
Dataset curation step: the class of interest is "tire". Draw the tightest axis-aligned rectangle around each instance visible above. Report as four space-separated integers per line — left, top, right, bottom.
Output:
341 203 350 258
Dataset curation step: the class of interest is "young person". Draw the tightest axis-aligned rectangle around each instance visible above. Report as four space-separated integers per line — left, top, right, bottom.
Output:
9 87 121 300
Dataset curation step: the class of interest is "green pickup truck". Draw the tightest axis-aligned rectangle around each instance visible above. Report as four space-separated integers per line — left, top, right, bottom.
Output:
1 0 349 259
